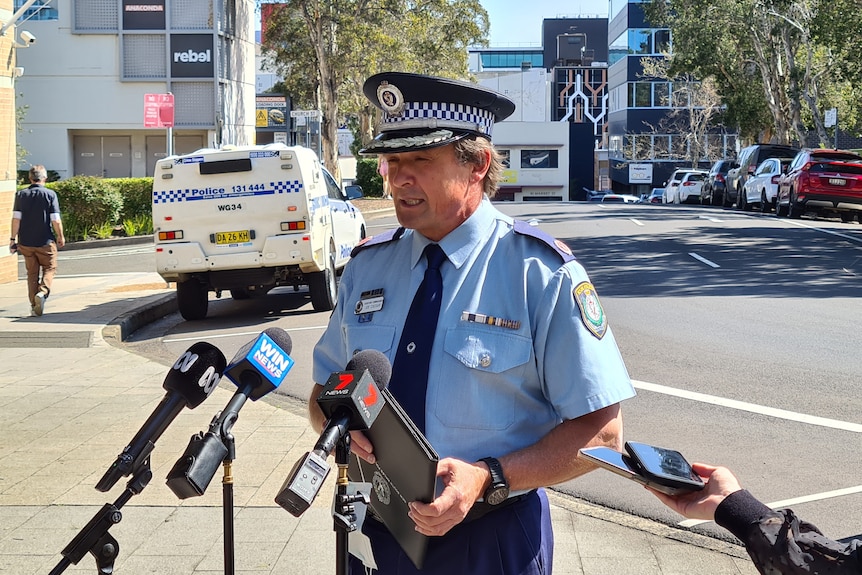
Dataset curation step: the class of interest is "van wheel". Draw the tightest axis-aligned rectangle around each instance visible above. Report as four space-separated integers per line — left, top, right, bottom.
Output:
177 279 208 320
309 253 337 312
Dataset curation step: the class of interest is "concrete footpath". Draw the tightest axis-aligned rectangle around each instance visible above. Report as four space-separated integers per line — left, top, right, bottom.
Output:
0 257 759 574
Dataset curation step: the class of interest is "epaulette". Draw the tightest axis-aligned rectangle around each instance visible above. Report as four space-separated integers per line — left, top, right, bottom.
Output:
513 220 575 263
350 227 405 257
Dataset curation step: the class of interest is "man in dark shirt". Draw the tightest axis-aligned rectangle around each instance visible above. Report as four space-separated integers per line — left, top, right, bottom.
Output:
10 165 65 316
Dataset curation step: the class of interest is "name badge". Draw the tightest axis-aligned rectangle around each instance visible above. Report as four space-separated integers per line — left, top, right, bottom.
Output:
355 289 384 315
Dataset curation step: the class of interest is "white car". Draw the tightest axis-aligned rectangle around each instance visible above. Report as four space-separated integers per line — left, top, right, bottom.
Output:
739 157 792 213
664 169 708 204
601 194 641 204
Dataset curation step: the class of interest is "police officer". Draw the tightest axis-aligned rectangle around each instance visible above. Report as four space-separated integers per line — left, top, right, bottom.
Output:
308 72 636 574
650 463 861 574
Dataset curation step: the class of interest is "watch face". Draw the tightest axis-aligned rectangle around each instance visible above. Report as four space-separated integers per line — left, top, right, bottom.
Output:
486 486 509 506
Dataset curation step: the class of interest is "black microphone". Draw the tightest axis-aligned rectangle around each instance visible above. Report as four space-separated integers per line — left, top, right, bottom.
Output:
95 342 226 492
165 328 294 499
275 349 391 517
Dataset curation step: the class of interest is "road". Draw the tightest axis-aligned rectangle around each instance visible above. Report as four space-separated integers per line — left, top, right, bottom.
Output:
48 203 862 545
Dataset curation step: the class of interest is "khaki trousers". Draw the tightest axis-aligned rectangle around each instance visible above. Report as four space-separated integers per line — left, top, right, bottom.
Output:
17 242 58 307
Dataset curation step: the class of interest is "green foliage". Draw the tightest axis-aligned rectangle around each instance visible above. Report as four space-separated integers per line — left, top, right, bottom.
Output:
354 158 385 197
108 177 154 221
45 176 154 242
91 221 116 240
17 168 60 186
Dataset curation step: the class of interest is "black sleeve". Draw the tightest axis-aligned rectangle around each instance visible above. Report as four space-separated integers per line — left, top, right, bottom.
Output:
715 490 862 574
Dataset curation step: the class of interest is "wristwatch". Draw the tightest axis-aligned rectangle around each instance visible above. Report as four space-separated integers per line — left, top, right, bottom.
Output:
479 457 509 505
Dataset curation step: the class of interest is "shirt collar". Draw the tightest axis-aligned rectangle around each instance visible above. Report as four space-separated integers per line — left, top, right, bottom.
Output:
407 198 502 269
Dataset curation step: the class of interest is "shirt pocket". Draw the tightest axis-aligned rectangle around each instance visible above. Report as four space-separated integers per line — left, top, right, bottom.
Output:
343 324 397 358
434 326 533 430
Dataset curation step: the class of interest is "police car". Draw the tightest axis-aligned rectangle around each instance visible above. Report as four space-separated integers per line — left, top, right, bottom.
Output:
152 144 366 320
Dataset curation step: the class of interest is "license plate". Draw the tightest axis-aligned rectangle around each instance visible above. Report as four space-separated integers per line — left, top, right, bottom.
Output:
215 230 250 244
829 178 846 186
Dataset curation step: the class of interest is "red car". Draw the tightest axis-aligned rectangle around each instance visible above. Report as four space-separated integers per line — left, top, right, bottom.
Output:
776 149 862 222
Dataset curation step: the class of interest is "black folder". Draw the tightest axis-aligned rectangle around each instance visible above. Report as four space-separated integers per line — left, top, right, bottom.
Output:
348 388 440 569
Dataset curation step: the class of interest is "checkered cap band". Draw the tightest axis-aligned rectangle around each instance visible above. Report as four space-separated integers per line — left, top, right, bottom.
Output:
381 102 495 136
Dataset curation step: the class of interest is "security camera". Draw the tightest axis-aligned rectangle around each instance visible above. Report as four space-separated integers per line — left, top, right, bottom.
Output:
19 31 35 44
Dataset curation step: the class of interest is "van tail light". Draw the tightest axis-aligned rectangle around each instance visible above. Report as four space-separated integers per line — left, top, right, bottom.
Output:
771 175 781 185
158 230 184 241
715 174 725 183
280 221 307 231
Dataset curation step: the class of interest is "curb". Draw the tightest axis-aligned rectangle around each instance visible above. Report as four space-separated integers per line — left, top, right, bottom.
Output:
64 235 154 251
102 291 177 342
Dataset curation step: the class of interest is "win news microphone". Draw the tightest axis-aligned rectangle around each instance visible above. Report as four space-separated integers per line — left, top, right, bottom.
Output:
95 342 226 492
275 349 391 517
165 327 294 499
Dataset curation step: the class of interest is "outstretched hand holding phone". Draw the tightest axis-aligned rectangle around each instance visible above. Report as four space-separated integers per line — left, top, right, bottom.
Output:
645 462 742 521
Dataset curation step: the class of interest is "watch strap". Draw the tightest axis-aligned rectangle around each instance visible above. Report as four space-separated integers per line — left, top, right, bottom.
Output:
479 456 506 488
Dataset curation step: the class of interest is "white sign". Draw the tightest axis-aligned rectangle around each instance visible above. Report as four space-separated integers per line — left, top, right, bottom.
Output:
825 108 837 128
628 163 654 184
290 110 321 118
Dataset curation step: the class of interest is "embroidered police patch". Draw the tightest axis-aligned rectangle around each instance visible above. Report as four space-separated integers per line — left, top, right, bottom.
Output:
573 281 607 339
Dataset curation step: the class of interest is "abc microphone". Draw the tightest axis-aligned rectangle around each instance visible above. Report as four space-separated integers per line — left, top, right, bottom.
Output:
275 349 391 517
166 328 294 499
95 342 226 492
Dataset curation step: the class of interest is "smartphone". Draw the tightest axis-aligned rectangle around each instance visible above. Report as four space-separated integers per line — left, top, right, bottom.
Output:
578 445 703 496
624 441 704 492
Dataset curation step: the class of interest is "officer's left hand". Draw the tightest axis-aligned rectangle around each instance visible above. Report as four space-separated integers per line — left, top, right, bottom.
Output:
407 457 487 536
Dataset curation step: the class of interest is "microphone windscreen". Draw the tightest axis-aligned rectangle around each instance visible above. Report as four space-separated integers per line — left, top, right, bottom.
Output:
163 342 227 408
262 327 293 355
346 349 391 390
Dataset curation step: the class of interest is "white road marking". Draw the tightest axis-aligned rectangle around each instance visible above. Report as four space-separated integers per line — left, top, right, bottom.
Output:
698 215 724 222
633 379 862 433
679 484 862 528
163 324 327 344
688 252 720 268
782 218 862 245
630 218 644 226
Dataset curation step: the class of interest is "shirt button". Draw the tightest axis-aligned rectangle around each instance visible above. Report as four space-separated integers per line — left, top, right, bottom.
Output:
479 353 491 368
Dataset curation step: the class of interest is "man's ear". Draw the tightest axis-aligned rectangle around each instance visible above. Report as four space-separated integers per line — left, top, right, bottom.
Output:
470 148 491 184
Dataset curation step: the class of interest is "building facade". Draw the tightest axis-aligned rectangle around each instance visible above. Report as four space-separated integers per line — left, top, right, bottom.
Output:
14 0 257 180
605 0 736 195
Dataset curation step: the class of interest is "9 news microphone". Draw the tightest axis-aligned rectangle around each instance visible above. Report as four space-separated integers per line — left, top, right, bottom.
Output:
95 342 226 492
165 327 294 499
275 349 391 517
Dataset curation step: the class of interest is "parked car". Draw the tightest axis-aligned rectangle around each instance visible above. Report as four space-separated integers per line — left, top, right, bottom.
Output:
729 143 799 207
665 170 708 204
663 169 706 204
647 188 664 204
601 193 641 203
701 160 738 207
776 148 862 222
739 157 793 212
586 190 612 202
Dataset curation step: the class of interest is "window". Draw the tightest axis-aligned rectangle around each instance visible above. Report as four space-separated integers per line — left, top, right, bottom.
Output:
15 0 57 20
498 150 510 169
480 51 543 69
521 150 558 169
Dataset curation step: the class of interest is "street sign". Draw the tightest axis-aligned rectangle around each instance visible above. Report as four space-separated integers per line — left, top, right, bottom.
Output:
290 110 321 118
144 93 174 128
825 108 837 128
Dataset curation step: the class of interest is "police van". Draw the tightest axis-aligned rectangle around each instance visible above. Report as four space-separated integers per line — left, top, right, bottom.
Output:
152 144 366 320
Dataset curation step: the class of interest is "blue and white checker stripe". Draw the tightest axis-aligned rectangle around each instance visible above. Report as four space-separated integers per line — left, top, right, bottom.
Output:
381 101 495 136
153 180 303 204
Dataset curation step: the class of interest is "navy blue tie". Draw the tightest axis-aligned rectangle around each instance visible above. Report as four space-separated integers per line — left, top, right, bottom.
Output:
390 243 447 433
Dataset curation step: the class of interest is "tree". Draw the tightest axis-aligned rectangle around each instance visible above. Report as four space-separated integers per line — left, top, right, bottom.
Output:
261 0 489 180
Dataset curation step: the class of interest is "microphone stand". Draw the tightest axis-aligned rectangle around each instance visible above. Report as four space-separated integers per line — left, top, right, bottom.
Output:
49 458 153 575
332 434 369 575
219 423 237 575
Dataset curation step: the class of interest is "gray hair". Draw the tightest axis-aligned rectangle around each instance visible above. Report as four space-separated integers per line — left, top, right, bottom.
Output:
29 165 47 182
453 137 504 198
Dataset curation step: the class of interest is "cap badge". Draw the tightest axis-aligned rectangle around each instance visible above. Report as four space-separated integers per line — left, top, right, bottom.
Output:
377 81 405 116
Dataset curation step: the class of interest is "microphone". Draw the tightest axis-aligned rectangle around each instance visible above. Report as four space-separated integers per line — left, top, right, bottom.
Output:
275 349 391 517
165 328 294 499
95 342 226 492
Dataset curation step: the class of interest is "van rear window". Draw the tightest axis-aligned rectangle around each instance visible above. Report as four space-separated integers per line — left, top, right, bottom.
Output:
199 158 253 175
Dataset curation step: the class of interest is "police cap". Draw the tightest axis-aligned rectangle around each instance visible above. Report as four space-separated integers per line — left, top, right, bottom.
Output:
360 71 516 155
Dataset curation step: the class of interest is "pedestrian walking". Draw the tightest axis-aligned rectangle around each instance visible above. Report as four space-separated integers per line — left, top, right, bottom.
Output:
10 165 65 316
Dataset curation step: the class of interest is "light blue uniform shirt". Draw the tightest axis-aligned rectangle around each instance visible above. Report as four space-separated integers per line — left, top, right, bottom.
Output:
313 199 635 463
